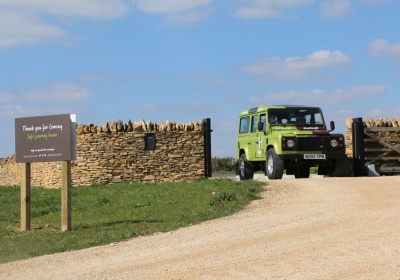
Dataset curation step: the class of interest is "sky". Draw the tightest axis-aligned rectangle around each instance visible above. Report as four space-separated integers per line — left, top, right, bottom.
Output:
1 0 399 159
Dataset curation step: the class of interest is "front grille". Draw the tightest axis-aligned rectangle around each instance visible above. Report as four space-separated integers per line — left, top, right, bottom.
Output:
297 137 330 151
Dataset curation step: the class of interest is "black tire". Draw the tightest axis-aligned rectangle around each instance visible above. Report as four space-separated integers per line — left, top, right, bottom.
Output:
266 148 284 180
238 154 254 180
294 167 310 179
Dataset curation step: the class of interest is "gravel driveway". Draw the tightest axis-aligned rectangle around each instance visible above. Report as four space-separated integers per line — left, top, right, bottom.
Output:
1 176 400 279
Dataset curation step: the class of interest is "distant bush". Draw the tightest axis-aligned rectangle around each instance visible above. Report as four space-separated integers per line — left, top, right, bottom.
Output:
212 156 237 172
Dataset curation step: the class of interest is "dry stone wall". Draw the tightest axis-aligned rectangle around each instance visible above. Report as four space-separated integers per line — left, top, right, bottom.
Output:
0 119 206 188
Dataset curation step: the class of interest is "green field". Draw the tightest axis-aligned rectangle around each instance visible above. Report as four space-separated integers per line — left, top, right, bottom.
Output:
0 178 264 264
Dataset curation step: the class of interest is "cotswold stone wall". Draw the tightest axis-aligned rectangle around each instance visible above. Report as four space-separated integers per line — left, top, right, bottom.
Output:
0 119 206 188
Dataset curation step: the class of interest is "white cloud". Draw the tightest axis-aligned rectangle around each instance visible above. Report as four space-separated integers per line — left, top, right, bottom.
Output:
133 0 212 14
0 0 130 47
368 39 400 59
0 1 391 47
233 0 314 19
0 0 129 19
23 84 94 103
368 105 400 118
287 50 351 68
163 8 211 26
240 50 351 81
233 3 282 18
233 0 387 20
320 0 351 18
358 0 389 4
133 0 213 25
0 105 43 118
250 85 386 104
330 85 386 102
0 84 93 119
0 10 67 47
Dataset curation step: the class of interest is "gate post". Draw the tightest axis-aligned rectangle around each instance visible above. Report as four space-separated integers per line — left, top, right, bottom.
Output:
352 118 365 176
203 118 212 178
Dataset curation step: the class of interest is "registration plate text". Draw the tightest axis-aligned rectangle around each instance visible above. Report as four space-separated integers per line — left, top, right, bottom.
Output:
304 154 326 159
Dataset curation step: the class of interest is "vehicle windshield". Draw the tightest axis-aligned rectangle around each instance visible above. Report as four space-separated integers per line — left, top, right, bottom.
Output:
268 108 325 125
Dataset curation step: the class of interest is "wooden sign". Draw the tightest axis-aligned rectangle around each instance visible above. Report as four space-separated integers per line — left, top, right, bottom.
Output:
15 114 76 163
15 114 76 231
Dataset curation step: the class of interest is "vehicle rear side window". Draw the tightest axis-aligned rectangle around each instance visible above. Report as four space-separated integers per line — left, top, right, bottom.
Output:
260 114 266 131
251 115 259 133
239 116 250 134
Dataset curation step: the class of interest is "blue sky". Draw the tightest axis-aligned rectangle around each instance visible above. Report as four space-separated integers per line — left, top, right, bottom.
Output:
1 0 399 158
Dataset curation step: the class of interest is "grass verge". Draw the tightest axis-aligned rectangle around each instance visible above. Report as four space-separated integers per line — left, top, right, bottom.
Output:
0 178 264 264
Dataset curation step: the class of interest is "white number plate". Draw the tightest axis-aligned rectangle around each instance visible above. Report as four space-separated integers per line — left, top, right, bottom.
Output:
304 154 326 159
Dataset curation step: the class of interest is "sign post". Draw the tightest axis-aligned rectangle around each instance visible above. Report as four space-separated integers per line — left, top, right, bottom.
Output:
20 163 31 231
61 161 72 231
15 114 76 231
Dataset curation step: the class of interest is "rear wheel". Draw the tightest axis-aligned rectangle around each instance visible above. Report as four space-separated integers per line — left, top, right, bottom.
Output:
266 148 284 180
238 154 254 180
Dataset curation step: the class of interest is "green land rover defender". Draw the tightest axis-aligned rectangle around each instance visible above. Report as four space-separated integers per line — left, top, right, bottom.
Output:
236 105 347 180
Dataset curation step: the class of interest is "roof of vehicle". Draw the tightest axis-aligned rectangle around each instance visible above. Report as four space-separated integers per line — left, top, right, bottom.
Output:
239 105 322 116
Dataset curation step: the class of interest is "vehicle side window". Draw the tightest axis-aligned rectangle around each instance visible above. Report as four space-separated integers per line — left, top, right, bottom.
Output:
251 115 259 133
260 114 266 131
239 116 250 134
314 113 323 124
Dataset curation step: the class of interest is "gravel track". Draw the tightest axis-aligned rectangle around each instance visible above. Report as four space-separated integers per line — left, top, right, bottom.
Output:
1 176 400 279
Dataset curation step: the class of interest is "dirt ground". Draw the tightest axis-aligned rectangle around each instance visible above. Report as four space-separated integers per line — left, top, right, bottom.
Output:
1 176 400 280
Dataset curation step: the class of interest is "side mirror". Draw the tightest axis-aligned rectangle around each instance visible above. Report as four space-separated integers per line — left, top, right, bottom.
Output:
258 121 264 131
329 121 335 132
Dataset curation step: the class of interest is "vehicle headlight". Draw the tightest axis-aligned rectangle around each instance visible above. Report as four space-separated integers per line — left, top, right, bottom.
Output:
287 139 295 148
330 139 338 148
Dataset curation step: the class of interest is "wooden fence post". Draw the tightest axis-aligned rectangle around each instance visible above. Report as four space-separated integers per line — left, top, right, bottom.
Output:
20 163 31 231
61 161 72 232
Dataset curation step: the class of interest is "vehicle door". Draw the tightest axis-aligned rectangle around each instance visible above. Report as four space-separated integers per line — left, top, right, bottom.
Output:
251 114 266 159
256 113 267 158
237 115 250 158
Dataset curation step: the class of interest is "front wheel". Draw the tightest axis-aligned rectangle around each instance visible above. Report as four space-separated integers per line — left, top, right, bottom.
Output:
238 154 254 180
266 148 284 180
